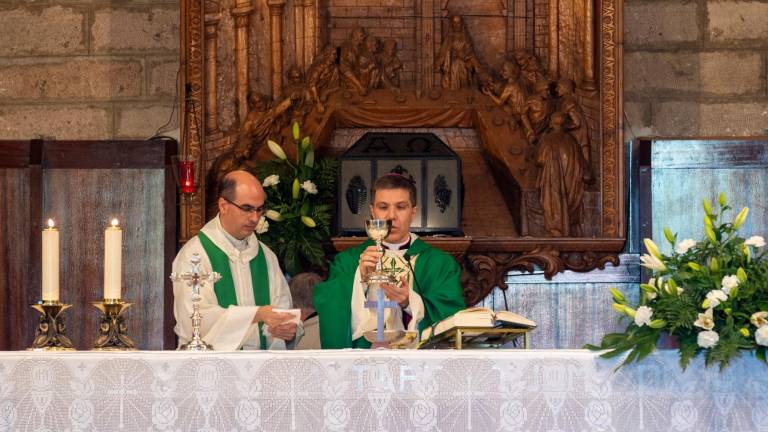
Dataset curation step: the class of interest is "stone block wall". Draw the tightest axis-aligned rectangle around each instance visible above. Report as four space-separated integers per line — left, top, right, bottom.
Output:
624 0 768 137
0 2 179 140
1 0 765 140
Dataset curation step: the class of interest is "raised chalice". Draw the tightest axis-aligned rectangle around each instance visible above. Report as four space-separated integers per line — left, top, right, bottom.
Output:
363 218 403 346
363 219 398 285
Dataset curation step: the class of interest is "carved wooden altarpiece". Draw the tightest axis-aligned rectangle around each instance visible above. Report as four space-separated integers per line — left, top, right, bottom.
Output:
179 0 624 305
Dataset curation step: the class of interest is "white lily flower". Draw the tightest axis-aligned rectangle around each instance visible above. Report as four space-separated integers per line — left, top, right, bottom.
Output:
675 239 697 254
265 209 282 221
634 306 653 327
255 217 269 234
263 174 280 187
697 330 719 348
720 275 739 295
745 236 766 247
705 290 728 308
301 180 318 194
750 311 768 328
756 326 768 347
640 253 667 271
694 308 715 330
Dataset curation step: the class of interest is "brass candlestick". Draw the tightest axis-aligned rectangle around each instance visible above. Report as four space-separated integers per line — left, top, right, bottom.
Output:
170 253 221 351
92 299 136 350
29 301 76 351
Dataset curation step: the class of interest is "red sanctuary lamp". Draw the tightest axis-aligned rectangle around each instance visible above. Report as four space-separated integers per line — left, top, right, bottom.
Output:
177 83 200 197
178 156 196 194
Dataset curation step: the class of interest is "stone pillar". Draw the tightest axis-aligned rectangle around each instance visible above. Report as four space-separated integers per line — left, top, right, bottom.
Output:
268 0 286 100
303 0 317 68
231 1 254 125
581 0 596 90
204 12 221 134
547 0 559 79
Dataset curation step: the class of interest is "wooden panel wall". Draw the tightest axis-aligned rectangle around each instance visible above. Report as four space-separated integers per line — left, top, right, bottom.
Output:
0 168 35 349
638 138 768 255
0 140 177 351
43 170 166 349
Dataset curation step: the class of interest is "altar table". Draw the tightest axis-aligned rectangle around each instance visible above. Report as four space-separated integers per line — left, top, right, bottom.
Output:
0 349 764 431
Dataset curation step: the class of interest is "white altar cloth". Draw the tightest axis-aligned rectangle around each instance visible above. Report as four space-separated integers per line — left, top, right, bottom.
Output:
0 349 765 431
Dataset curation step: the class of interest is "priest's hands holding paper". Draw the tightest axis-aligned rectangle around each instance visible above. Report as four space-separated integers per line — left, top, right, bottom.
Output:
254 306 298 340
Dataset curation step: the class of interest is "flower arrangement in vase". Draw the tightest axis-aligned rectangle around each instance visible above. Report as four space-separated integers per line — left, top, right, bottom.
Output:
255 122 337 275
587 193 768 370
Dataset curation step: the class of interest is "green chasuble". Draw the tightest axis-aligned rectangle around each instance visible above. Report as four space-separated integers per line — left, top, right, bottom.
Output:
313 238 465 348
198 232 270 349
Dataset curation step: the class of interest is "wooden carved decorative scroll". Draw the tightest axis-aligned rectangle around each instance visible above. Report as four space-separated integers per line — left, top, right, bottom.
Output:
179 0 624 300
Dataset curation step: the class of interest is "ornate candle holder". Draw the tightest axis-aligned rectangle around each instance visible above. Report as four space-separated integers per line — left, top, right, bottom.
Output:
29 301 76 351
170 253 221 351
92 299 136 350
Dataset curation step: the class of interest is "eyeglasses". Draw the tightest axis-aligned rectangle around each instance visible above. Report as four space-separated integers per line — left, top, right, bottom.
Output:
221 196 267 215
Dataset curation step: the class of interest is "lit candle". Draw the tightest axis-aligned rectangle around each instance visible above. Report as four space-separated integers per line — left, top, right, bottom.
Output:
42 219 60 302
104 218 122 300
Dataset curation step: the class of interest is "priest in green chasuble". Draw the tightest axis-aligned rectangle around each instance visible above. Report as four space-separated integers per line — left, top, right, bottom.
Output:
172 170 302 351
314 174 466 348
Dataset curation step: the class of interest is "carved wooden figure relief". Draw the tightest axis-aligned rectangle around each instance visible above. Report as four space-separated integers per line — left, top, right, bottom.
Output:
179 0 624 297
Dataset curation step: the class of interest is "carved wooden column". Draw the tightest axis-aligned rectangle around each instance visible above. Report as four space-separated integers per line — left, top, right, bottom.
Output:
415 0 436 96
231 0 254 124
180 0 206 241
268 0 285 99
511 0 526 50
581 0 597 90
293 1 305 71
204 11 221 134
547 0 558 78
303 0 317 68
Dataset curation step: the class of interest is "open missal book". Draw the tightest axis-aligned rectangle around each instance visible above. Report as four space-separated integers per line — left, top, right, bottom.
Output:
420 307 536 340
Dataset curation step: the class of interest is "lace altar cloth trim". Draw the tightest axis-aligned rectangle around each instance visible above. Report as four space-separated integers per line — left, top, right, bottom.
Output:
0 350 765 431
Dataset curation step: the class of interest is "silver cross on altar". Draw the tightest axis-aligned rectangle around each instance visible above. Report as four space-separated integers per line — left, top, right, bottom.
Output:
364 285 400 344
169 253 221 351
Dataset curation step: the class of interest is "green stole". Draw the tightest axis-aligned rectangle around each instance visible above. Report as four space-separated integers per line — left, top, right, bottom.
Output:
198 231 270 349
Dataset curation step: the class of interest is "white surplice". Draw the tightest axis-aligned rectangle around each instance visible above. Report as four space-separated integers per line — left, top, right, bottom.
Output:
172 215 302 351
350 233 426 341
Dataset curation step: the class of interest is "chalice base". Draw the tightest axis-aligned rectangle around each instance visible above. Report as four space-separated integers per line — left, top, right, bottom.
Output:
179 339 214 351
364 329 406 347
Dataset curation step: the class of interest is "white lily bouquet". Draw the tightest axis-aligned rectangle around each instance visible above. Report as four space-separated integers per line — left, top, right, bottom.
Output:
255 122 336 275
587 193 768 370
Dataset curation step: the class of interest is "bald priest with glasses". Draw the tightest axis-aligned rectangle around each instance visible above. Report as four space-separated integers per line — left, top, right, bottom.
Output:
172 170 302 350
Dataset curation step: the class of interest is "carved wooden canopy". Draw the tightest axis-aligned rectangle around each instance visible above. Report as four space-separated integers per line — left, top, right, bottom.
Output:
179 0 624 304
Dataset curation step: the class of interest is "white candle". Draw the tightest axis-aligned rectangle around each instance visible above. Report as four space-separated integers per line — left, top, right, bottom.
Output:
42 219 60 302
104 218 122 300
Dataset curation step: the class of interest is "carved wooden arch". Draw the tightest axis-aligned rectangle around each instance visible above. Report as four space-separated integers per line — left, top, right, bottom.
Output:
179 0 625 304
